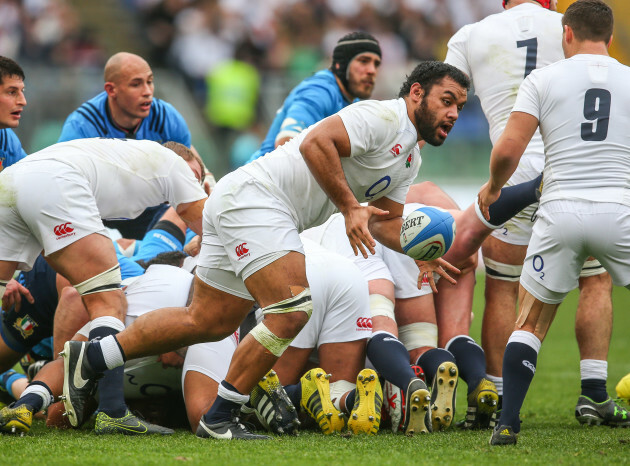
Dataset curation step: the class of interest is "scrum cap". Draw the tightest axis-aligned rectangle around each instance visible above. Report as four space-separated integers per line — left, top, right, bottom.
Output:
331 32 381 92
503 0 551 8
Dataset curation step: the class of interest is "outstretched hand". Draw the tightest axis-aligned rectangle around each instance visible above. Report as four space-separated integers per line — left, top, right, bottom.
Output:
414 257 460 293
2 278 34 311
478 181 501 221
344 205 390 258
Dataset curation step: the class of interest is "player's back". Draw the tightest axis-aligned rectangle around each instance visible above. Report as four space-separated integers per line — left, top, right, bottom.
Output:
446 4 563 145
516 55 630 205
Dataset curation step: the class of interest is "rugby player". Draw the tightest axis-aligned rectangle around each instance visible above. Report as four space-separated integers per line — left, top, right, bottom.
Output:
475 0 630 445
0 56 27 172
445 0 614 420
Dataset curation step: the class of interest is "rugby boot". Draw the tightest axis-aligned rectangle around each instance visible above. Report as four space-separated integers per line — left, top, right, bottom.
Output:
489 424 518 445
196 409 270 440
462 378 498 429
348 369 383 435
429 361 458 431
300 368 345 434
94 409 174 435
575 396 630 427
60 341 99 427
0 403 34 435
401 377 432 436
250 370 300 435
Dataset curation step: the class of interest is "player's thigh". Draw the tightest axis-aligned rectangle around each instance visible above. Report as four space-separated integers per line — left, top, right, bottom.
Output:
318 340 367 382
396 294 436 326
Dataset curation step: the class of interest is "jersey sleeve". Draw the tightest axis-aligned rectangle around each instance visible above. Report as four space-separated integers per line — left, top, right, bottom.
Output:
162 102 192 147
337 101 400 158
276 85 336 143
445 24 473 78
162 157 207 209
512 71 542 120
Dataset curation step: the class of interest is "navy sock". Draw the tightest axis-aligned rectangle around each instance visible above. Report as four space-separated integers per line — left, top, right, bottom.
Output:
344 389 356 414
500 342 538 433
284 382 302 408
203 381 245 424
581 378 608 403
367 333 416 391
416 348 456 383
488 174 543 226
14 381 52 412
446 336 486 394
89 327 127 418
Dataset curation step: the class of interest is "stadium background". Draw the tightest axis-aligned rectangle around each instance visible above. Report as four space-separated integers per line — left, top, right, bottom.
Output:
4 0 628 207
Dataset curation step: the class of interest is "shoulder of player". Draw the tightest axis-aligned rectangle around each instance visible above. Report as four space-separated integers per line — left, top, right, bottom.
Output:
145 98 187 134
67 91 108 132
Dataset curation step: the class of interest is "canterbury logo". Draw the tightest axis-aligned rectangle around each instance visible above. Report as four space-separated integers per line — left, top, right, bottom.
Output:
72 344 90 389
390 144 402 156
235 243 249 258
356 317 372 329
522 360 536 374
54 222 74 237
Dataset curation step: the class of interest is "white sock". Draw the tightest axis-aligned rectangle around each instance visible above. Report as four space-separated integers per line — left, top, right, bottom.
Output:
486 374 503 396
21 384 54 411
580 359 607 381
99 335 125 370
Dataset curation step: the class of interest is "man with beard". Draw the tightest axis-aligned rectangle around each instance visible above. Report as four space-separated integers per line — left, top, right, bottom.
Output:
62 61 472 440
248 32 381 162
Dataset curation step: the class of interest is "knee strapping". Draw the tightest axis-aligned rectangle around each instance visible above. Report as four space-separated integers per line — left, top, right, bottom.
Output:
251 288 313 357
369 294 395 321
74 264 121 296
249 322 294 357
398 322 438 350
484 257 522 282
579 259 605 278
260 287 313 318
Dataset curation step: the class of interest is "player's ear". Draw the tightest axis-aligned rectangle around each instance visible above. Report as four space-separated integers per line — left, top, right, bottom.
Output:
410 82 424 101
104 81 115 96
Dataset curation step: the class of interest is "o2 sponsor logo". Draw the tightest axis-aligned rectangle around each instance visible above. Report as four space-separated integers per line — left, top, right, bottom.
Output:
364 176 391 201
532 254 544 280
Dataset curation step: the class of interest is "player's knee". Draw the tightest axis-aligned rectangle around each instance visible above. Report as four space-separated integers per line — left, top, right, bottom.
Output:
484 257 522 282
74 264 121 296
185 305 234 341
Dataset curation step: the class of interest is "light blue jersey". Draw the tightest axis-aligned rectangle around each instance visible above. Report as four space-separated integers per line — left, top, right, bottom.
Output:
58 91 191 147
249 69 353 162
0 128 27 171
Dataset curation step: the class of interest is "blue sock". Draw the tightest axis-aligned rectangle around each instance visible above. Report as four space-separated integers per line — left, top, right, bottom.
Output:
446 335 486 394
367 332 416 391
284 382 302 409
14 381 52 412
89 327 127 418
0 370 26 399
488 174 542 226
581 379 608 403
344 389 356 413
416 348 456 383
500 341 538 433
203 381 245 424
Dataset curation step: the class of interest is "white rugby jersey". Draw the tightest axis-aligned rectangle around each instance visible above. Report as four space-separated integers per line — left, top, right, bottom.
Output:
242 98 422 231
18 138 206 220
445 3 563 158
513 54 630 205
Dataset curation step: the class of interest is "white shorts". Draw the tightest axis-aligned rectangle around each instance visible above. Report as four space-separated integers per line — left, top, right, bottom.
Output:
521 200 630 303
490 153 543 246
381 245 432 299
291 248 371 348
196 171 304 299
182 333 239 386
123 356 183 400
0 160 106 270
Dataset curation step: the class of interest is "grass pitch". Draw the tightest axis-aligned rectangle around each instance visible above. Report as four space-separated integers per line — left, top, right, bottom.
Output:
2 276 629 465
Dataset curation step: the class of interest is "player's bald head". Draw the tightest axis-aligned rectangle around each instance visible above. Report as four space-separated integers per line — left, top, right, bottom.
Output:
104 52 151 83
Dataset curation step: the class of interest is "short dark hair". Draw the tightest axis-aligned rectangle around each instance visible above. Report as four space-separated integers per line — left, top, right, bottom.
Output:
562 0 613 45
0 56 24 85
137 251 187 269
398 61 470 98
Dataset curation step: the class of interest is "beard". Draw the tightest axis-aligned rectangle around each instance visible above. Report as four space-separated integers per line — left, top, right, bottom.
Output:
414 98 445 146
347 77 374 100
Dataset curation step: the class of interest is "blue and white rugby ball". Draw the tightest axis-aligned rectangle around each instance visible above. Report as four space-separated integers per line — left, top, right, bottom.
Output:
400 206 455 261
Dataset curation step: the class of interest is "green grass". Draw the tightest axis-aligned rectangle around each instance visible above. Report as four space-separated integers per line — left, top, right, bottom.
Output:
3 276 630 465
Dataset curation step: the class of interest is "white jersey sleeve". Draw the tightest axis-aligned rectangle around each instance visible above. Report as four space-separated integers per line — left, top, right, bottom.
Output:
444 24 473 79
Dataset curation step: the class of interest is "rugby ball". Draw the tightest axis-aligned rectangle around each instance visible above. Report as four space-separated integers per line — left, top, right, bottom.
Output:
616 372 630 401
400 206 455 261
